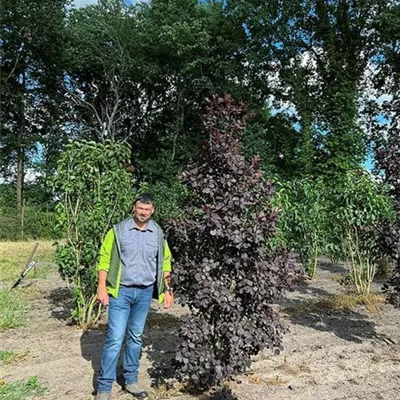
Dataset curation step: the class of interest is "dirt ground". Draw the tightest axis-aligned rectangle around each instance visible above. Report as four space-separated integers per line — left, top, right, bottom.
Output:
1 261 400 400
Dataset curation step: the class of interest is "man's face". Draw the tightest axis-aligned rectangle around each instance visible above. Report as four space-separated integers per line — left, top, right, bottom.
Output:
133 201 154 224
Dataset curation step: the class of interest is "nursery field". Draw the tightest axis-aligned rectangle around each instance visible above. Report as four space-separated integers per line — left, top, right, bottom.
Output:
0 241 400 400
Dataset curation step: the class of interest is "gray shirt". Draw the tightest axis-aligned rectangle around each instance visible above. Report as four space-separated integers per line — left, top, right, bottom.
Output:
119 218 159 287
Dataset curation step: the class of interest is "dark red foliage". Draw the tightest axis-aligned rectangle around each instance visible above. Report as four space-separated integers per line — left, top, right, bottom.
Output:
378 133 400 307
166 95 303 390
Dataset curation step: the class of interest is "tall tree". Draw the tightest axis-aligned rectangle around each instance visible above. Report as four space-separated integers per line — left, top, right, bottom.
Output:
227 0 387 176
366 1 400 306
64 0 252 183
0 0 68 218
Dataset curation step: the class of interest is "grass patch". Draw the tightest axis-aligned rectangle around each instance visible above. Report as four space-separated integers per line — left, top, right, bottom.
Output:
150 382 186 399
0 376 45 399
0 241 56 283
0 289 28 329
0 350 30 365
284 293 386 314
0 350 17 364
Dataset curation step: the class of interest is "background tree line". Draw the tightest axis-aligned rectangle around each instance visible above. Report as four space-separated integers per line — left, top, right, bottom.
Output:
1 0 399 302
1 0 397 208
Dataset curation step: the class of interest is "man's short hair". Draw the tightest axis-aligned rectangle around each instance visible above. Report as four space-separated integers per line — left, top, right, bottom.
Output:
134 193 154 205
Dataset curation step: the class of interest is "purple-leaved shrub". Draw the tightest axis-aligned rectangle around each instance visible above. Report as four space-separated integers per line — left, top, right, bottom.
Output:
166 95 303 391
378 133 400 307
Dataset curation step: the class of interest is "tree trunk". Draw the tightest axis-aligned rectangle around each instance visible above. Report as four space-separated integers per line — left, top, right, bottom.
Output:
17 140 24 212
17 88 25 235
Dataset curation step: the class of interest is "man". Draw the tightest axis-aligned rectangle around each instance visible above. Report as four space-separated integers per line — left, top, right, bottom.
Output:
96 193 174 400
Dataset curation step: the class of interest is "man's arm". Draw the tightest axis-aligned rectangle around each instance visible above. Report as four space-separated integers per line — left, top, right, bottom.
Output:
163 271 173 309
96 229 114 306
97 270 109 306
164 271 171 287
163 241 173 309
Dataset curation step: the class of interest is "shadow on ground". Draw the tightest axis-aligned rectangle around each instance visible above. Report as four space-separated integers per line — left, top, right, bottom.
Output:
80 326 109 395
77 307 180 395
285 280 332 297
143 309 180 387
318 259 348 274
46 287 109 394
46 287 75 321
282 282 393 344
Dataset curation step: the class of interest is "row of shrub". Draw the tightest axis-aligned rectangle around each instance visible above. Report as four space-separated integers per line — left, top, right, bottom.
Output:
2 153 396 298
0 205 59 240
273 171 395 291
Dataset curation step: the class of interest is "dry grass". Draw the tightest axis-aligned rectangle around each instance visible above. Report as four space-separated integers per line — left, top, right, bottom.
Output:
0 240 56 282
262 377 287 387
244 372 286 387
284 292 386 315
280 356 311 376
150 381 186 399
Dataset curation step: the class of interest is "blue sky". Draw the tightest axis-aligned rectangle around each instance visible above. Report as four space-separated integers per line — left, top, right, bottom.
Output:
73 0 98 7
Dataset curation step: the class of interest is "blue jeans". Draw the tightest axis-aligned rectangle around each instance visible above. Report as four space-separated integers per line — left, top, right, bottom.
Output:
97 285 153 393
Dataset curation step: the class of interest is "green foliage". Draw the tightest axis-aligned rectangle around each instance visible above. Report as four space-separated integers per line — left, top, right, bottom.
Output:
327 172 394 260
1 0 398 308
274 177 328 277
0 290 28 329
52 140 134 329
0 376 45 400
226 0 388 176
0 184 59 240
0 0 68 221
64 0 253 180
275 171 394 287
0 206 59 240
139 179 188 226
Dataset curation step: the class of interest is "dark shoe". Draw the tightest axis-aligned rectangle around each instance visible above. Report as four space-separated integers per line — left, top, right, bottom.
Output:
96 392 111 400
125 383 148 399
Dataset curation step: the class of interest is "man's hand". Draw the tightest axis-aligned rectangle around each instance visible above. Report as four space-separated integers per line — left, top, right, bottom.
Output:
164 291 174 310
97 285 109 306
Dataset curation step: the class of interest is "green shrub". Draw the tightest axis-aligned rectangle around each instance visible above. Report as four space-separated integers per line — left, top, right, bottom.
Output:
274 171 394 289
0 183 59 240
327 171 394 294
52 140 134 329
274 177 328 277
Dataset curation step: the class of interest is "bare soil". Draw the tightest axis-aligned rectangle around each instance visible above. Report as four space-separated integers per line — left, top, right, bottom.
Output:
1 262 400 400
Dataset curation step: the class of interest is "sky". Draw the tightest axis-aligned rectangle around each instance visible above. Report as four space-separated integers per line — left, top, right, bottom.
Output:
73 0 98 7
72 0 136 7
